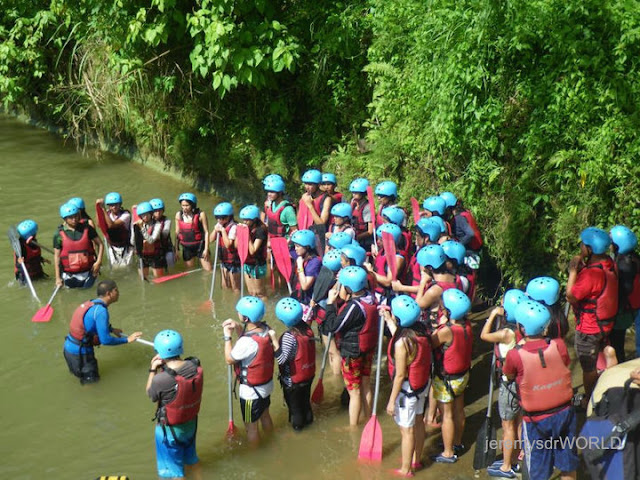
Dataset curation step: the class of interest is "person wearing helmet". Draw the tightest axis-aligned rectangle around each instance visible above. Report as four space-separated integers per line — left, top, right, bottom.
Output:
526 276 568 340
273 297 316 431
96 192 134 268
63 280 142 384
211 202 240 292
349 177 374 251
326 202 355 241
480 290 527 478
147 330 203 479
300 169 332 228
132 201 166 278
54 202 104 288
609 225 640 361
502 300 578 480
374 180 402 227
382 206 413 259
323 266 378 426
430 289 472 463
238 205 268 300
414 244 460 325
567 227 619 409
150 198 175 269
441 240 475 297
382 295 431 476
365 223 407 297
291 229 322 305
321 172 343 204
223 296 277 446
68 197 96 229
13 219 48 285
443 194 484 253
263 175 298 239
175 193 212 271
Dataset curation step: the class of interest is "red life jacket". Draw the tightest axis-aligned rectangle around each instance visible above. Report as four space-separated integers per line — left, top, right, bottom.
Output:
107 209 131 247
68 301 100 345
162 360 204 426
515 339 573 416
59 225 96 273
14 240 44 278
459 210 483 250
332 192 344 204
575 259 619 331
376 205 386 228
387 333 431 393
266 201 291 237
435 320 473 376
217 222 239 264
350 199 369 236
630 272 640 310
373 250 406 294
407 255 421 298
235 328 274 387
398 229 413 259
356 298 379 353
286 328 316 384
310 193 329 224
177 211 203 248
141 222 163 257
244 225 268 265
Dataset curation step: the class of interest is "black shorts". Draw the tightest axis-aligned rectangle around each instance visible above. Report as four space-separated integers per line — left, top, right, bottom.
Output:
240 395 271 424
181 244 204 262
574 331 608 372
63 349 99 384
142 254 167 269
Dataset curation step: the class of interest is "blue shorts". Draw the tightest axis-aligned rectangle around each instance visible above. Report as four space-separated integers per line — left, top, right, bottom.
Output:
244 263 267 279
155 420 199 478
221 263 241 273
522 407 579 480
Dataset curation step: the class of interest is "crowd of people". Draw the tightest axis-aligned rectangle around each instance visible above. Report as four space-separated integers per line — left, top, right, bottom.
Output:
10 169 640 480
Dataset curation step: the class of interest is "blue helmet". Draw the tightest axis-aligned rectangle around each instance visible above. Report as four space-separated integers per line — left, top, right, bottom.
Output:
68 197 86 210
349 178 369 193
137 201 153 216
301 169 322 184
213 202 234 217
60 202 79 219
425 216 447 234
376 223 401 244
328 232 354 249
382 206 405 226
338 266 368 293
503 289 527 322
236 296 266 323
416 244 446 269
17 220 38 239
440 192 458 208
322 172 337 184
374 181 397 197
263 173 283 185
423 196 446 216
322 249 343 272
275 297 304 327
178 192 197 205
441 240 466 265
515 299 551 336
331 202 352 219
442 288 471 320
149 198 165 211
239 205 260 221
263 176 285 193
291 229 316 249
525 277 560 306
415 218 441 242
392 295 421 327
340 244 367 266
610 225 638 255
580 227 611 254
154 329 183 359
105 192 123 205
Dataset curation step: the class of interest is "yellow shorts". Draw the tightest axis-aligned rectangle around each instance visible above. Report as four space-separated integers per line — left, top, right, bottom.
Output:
433 371 469 403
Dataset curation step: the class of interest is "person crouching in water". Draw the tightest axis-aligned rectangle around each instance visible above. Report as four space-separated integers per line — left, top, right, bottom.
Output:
273 297 316 431
430 288 473 463
147 330 203 480
212 202 240 292
383 295 431 476
223 296 277 446
324 266 379 426
133 201 166 279
14 219 48 284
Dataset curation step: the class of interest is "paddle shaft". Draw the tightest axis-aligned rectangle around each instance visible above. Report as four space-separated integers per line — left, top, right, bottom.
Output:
371 307 385 415
152 268 202 284
208 232 220 301
317 332 332 379
8 227 41 302
486 352 496 418
136 338 154 347
30 240 54 255
227 364 234 424
45 285 61 306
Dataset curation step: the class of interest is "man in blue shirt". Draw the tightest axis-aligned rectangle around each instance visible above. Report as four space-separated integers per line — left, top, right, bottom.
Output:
63 279 142 384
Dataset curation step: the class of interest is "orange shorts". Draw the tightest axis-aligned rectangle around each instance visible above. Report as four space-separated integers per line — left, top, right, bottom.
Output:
341 351 374 391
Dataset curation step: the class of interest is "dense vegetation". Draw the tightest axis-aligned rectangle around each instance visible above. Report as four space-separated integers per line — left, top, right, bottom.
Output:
3 0 640 288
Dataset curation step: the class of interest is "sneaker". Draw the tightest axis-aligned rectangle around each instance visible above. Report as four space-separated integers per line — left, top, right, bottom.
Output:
487 466 517 478
490 460 521 474
430 453 458 464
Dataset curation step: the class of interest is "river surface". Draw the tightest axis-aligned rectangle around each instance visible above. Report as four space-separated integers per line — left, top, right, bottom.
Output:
1 113 501 480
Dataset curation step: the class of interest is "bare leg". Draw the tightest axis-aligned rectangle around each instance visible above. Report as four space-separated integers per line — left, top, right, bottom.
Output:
260 408 274 434
453 394 465 446
199 257 212 272
361 375 372 418
413 413 425 465
439 401 455 457
246 421 260 446
399 425 415 475
348 388 362 426
560 472 577 480
185 462 202 480
328 339 342 375
501 418 518 471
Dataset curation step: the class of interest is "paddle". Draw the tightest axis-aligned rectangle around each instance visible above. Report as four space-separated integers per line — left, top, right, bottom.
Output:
95 201 110 242
473 352 497 469
152 268 202 284
366 186 377 244
31 285 61 323
297 201 313 230
410 197 421 225
311 332 333 404
382 231 398 281
136 338 155 347
8 226 41 303
237 224 250 297
270 236 293 294
269 243 276 290
207 232 221 304
358 304 385 461
302 266 337 324
226 363 237 438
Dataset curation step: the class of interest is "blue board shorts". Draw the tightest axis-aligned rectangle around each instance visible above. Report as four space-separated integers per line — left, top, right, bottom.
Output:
155 420 198 478
244 263 267 279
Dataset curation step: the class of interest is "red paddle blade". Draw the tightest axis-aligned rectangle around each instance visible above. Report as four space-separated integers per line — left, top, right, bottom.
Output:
95 202 110 242
297 201 312 230
236 224 250 265
32 305 53 323
131 205 140 223
410 197 420 225
311 379 324 404
271 236 292 280
382 231 397 281
366 186 376 231
358 414 382 461
226 421 236 438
